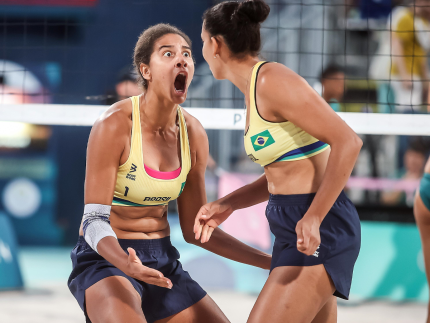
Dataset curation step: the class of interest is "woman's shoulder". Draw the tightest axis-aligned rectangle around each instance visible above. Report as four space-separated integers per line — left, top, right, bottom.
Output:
257 62 301 89
180 108 209 162
181 107 207 139
93 98 133 135
257 62 306 99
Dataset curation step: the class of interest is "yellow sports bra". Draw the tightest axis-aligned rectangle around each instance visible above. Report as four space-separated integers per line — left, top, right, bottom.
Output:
112 96 191 207
244 61 329 167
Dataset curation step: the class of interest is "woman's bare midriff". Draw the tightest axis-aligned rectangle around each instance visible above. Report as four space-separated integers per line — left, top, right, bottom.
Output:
79 205 170 239
264 148 331 195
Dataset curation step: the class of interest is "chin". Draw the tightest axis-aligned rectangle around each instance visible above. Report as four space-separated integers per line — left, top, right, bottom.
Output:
171 93 187 105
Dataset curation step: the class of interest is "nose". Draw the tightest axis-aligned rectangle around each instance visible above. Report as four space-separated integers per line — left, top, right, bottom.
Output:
176 60 187 68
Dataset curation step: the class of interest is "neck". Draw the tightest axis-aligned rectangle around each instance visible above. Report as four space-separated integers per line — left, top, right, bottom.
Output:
223 56 261 95
139 90 178 130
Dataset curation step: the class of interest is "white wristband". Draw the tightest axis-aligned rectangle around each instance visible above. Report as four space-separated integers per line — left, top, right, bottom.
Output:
82 204 117 254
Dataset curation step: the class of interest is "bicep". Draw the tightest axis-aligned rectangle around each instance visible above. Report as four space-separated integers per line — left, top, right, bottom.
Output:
177 125 209 231
84 120 125 205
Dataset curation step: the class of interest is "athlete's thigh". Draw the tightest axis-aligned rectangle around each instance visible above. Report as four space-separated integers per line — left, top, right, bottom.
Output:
415 192 430 227
247 265 335 323
85 276 146 323
311 296 337 323
155 294 230 323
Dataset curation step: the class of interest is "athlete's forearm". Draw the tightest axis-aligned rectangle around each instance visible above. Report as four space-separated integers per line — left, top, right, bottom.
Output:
96 236 129 272
306 137 362 222
188 228 271 269
220 174 269 211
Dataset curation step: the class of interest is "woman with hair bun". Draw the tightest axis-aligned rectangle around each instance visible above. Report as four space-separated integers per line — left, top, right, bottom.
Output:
195 1 362 322
67 23 271 323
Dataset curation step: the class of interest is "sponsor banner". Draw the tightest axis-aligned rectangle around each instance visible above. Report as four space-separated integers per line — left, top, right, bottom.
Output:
350 222 428 302
0 213 23 290
218 173 271 251
347 177 420 193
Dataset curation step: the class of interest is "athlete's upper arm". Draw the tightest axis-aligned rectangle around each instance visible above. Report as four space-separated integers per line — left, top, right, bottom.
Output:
84 104 130 205
176 114 209 240
258 65 358 146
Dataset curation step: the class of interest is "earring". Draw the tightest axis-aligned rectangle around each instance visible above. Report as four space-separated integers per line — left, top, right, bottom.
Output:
214 54 218 58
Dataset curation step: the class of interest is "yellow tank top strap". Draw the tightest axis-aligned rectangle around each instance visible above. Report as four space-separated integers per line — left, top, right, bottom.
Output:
177 106 191 170
118 96 141 171
248 61 289 129
248 61 268 123
131 96 142 158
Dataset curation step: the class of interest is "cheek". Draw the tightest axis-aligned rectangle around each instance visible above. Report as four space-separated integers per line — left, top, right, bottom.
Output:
202 42 212 62
152 63 170 88
202 42 207 56
188 65 195 85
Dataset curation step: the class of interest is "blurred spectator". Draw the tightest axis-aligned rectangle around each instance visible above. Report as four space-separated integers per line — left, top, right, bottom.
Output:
427 83 430 112
390 1 430 113
381 140 427 206
315 64 345 112
103 66 141 105
360 0 392 20
0 60 46 104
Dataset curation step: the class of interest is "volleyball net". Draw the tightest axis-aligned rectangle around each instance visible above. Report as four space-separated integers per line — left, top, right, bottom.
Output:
0 103 429 136
1 0 430 307
0 0 430 219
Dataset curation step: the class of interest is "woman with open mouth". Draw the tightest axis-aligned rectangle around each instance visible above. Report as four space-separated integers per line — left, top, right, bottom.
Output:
67 23 271 323
195 1 362 322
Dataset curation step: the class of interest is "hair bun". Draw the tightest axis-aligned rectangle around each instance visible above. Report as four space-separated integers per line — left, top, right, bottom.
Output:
232 0 270 25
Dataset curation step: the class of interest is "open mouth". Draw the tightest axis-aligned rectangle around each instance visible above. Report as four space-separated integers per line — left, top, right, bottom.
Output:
174 72 187 93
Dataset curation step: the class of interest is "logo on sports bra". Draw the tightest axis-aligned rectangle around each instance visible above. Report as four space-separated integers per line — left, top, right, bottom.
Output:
126 164 137 181
144 197 171 202
129 164 137 173
250 130 275 152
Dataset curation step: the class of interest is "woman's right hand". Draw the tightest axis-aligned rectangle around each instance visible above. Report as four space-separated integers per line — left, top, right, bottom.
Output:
126 247 172 289
193 200 234 243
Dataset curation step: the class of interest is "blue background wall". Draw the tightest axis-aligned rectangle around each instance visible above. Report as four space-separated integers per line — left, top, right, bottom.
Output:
0 0 211 104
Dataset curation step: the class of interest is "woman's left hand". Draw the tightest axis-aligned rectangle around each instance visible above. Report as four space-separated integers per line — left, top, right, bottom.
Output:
295 214 321 256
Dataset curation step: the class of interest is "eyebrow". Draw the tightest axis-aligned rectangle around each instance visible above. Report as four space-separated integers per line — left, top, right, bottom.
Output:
158 45 192 51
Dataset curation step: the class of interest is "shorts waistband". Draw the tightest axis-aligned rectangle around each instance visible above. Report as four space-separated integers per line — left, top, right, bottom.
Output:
268 190 348 206
77 235 172 250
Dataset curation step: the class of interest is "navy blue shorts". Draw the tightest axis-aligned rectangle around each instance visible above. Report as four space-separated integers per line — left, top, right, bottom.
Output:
267 191 361 300
68 236 206 323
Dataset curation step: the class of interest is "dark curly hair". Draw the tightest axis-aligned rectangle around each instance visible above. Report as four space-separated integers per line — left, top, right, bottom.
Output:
133 23 192 89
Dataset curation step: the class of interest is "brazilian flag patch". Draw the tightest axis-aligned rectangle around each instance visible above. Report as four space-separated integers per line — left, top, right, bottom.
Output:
250 130 275 151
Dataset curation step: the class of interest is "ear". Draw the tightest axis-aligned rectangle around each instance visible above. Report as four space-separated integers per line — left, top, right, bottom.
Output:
210 36 221 58
140 63 151 83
